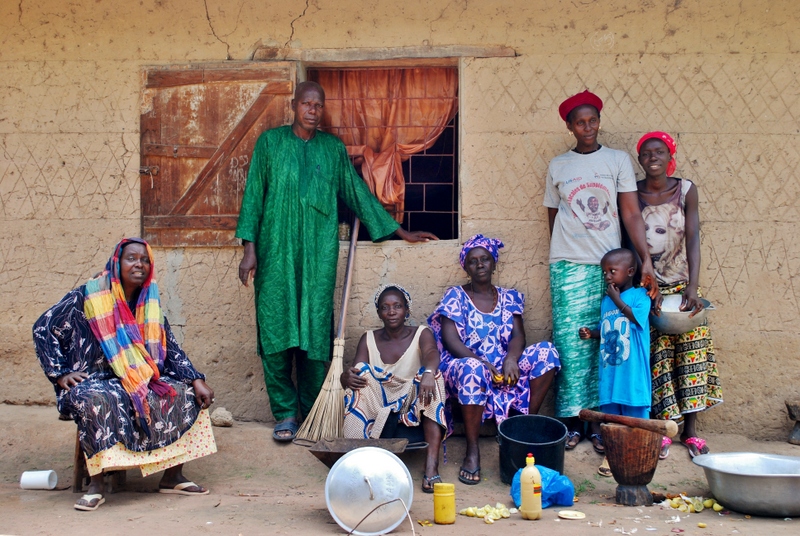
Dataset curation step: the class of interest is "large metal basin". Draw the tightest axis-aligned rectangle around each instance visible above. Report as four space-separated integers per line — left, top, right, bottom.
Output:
650 295 714 335
693 452 800 517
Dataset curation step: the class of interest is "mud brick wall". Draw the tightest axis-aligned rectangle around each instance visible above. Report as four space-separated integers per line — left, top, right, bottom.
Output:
1 1 797 439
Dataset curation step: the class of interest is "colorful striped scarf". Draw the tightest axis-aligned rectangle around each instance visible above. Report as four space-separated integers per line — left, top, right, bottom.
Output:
83 238 175 436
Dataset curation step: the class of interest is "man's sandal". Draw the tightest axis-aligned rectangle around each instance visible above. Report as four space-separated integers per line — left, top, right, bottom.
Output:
272 419 298 442
74 493 105 511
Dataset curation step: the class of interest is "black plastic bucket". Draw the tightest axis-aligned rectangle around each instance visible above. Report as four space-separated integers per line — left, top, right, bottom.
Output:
497 415 568 484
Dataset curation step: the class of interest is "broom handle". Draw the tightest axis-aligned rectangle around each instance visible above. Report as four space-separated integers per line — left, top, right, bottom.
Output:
336 216 360 340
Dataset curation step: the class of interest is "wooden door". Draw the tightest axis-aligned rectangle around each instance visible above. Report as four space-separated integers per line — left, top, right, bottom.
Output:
140 63 295 246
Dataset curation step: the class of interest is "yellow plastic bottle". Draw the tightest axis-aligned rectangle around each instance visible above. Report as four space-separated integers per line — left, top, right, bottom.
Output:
433 482 456 524
519 453 542 520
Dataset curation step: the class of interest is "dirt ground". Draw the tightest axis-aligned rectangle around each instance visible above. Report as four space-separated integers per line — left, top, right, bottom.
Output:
1 404 798 536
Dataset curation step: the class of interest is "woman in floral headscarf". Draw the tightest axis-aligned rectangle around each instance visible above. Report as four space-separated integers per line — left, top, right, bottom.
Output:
428 235 561 485
33 238 216 511
636 132 722 459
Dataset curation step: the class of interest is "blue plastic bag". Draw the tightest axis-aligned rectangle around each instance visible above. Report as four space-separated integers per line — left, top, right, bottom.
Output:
510 465 575 509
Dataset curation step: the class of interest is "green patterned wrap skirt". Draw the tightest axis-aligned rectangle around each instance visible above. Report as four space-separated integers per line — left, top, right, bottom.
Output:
550 260 605 417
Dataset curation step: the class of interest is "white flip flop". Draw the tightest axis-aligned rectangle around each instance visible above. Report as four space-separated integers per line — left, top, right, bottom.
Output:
74 493 105 511
158 481 209 495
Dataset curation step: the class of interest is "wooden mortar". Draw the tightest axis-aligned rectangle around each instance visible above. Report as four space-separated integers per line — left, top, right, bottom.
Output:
601 423 661 506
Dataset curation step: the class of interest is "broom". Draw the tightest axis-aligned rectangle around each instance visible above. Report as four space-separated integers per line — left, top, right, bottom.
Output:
294 216 361 445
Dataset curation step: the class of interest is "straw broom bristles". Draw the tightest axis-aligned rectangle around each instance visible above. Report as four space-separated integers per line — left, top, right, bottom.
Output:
295 339 345 443
295 218 359 445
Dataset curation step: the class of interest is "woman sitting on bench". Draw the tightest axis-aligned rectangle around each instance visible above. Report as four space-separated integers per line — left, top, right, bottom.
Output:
341 284 446 494
33 238 216 511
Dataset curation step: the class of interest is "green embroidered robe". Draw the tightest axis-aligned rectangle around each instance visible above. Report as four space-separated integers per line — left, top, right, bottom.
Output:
236 126 399 361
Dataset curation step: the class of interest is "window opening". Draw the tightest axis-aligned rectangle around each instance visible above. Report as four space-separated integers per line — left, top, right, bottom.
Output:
307 67 459 240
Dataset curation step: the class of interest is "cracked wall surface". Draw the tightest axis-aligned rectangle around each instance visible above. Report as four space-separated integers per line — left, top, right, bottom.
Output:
1 0 798 439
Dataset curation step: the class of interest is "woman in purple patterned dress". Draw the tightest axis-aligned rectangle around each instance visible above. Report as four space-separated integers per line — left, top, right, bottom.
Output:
428 235 560 485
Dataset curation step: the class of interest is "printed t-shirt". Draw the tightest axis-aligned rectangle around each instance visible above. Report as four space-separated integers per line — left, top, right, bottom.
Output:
597 286 651 408
639 178 693 285
544 146 638 264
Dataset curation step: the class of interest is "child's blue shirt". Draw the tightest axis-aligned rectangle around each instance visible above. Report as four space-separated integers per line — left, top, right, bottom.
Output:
598 286 651 408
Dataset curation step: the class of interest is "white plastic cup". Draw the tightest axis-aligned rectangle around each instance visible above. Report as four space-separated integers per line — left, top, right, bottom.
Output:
20 470 58 490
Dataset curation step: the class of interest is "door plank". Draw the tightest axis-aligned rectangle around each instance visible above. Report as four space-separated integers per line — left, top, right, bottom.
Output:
146 66 292 88
141 63 295 246
142 144 218 159
143 215 239 229
170 85 289 215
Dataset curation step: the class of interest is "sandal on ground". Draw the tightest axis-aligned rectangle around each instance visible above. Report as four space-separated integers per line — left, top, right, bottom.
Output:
421 474 442 494
158 481 210 495
565 430 582 450
681 436 709 458
272 419 298 442
589 433 605 454
660 436 672 460
597 457 612 478
74 493 105 511
458 466 481 485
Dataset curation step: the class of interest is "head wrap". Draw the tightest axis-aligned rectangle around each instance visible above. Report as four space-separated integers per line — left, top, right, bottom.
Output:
83 238 175 437
637 131 677 176
459 234 505 268
374 284 412 319
559 90 604 122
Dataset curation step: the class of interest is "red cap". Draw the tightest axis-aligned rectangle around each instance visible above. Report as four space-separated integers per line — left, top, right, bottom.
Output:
559 90 603 122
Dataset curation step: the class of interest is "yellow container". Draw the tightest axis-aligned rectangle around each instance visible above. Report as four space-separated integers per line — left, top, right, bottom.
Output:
519 453 542 520
433 482 456 524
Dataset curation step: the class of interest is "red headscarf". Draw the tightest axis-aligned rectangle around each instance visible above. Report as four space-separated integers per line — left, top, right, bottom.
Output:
559 90 604 122
637 131 677 176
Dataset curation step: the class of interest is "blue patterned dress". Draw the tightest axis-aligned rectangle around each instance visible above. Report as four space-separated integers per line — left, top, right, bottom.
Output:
427 286 561 424
33 287 206 458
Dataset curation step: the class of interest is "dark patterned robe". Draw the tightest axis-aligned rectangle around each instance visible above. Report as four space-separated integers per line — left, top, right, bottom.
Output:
33 287 205 458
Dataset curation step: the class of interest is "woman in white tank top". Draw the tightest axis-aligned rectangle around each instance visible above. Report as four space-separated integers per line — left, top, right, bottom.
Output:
341 285 447 494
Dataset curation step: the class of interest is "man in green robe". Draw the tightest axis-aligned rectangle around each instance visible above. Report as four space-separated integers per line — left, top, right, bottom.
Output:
236 81 436 441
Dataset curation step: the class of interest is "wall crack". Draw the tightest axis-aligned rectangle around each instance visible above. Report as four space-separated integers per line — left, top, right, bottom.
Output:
203 0 245 60
284 0 311 48
428 0 469 43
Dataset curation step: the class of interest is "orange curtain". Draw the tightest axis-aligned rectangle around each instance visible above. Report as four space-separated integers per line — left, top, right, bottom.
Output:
312 68 458 222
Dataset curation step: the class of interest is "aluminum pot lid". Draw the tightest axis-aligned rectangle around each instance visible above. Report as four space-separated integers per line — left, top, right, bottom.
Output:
325 446 413 536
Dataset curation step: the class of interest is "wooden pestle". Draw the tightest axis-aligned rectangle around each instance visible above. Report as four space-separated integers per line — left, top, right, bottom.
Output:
579 409 679 438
